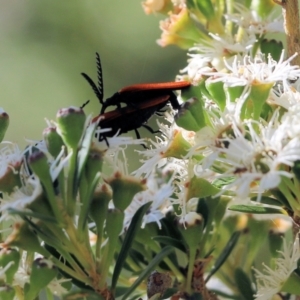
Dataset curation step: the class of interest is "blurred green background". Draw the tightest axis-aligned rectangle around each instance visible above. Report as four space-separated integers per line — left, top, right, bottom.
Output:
1 0 187 148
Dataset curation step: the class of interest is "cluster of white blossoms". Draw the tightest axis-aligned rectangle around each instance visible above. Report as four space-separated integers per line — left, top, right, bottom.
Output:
1 1 300 299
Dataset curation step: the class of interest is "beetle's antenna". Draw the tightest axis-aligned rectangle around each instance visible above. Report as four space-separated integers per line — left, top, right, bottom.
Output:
81 52 104 104
95 52 104 102
81 72 103 104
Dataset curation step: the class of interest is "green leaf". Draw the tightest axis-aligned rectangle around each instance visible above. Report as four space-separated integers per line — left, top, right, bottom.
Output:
111 202 152 292
7 208 57 223
228 205 287 215
152 236 187 252
270 189 291 209
213 176 235 189
121 246 174 300
206 231 240 282
256 196 281 206
234 268 255 300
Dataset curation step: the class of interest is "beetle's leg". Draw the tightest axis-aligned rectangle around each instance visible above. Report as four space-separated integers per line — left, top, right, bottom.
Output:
97 133 110 147
134 129 148 149
142 124 160 134
134 128 141 139
155 109 167 116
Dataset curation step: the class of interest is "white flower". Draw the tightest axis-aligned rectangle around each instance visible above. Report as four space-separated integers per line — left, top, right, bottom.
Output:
0 142 23 180
184 32 255 73
269 86 300 110
197 114 300 200
0 177 42 222
225 3 283 36
123 176 175 230
133 115 192 178
179 55 212 84
206 52 300 91
253 235 300 300
47 277 69 296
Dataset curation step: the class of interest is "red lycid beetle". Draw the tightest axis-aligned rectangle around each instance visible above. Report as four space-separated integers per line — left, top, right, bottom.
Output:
82 53 190 144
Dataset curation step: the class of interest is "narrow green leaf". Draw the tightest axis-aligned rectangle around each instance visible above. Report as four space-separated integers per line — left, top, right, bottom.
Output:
206 231 240 282
228 205 287 215
270 189 291 208
111 202 152 292
121 246 174 300
152 236 186 252
8 208 57 223
256 196 281 206
234 268 255 300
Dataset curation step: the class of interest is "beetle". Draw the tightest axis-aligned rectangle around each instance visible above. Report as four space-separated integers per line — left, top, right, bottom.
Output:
82 52 191 143
93 94 172 142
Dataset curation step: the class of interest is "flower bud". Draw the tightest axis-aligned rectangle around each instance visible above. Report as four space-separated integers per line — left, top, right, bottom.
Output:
90 184 111 238
178 212 203 249
175 98 205 132
185 176 220 200
142 0 173 15
3 222 43 253
242 82 273 120
107 172 146 211
205 81 226 110
27 150 51 184
224 85 245 103
163 130 191 159
43 126 65 158
25 258 58 300
0 109 9 143
0 248 20 284
56 107 86 149
158 8 208 49
106 208 124 239
85 148 105 183
250 0 276 18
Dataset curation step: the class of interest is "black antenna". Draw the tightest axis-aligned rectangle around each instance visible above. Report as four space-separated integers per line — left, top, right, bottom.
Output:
81 52 104 104
96 52 104 101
